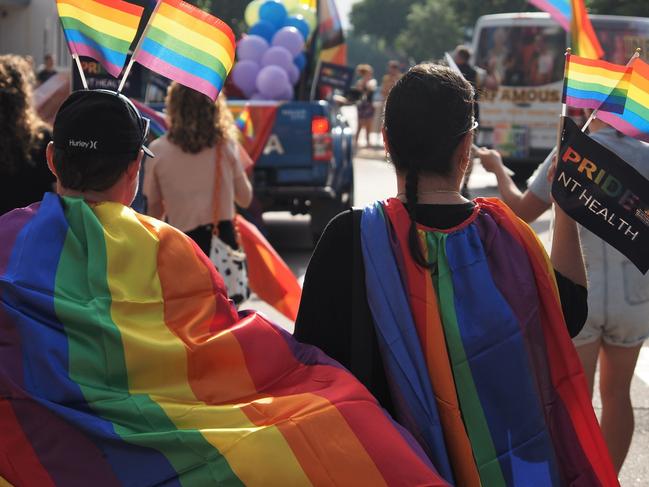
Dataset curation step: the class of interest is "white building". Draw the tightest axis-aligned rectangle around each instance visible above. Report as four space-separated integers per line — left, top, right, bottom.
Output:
0 0 71 70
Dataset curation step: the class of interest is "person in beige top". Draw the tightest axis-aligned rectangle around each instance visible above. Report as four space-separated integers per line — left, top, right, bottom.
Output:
143 83 253 255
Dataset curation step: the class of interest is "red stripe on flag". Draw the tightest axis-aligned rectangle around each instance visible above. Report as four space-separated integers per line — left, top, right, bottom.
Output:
94 0 144 17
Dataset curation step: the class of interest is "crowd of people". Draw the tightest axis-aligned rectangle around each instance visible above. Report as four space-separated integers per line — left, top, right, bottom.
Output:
0 47 646 485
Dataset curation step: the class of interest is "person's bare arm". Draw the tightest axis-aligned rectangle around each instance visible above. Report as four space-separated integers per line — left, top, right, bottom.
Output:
476 148 550 222
551 204 587 286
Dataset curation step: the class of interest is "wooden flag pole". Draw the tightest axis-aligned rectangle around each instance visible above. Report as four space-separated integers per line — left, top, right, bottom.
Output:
72 54 88 90
581 47 642 133
117 0 162 94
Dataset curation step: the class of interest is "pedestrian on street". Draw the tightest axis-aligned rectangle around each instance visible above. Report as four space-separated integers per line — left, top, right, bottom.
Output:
0 54 55 216
295 63 617 485
36 53 57 86
352 64 377 148
477 113 649 474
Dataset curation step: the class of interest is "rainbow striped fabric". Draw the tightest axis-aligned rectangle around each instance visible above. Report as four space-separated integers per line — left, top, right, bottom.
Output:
563 54 631 114
236 106 255 141
570 0 604 59
361 198 619 486
528 0 570 30
56 0 144 77
598 57 649 142
0 194 446 486
133 0 236 100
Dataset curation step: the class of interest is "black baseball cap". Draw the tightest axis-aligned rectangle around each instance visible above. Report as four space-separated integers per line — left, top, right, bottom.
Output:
53 89 154 158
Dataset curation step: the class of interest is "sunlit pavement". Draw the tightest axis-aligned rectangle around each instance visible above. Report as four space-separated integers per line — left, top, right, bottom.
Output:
243 135 648 486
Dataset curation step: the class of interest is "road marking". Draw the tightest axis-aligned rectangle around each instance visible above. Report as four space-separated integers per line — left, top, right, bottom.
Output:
636 347 649 386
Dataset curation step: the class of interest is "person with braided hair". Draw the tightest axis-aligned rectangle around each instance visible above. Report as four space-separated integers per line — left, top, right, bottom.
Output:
295 64 619 485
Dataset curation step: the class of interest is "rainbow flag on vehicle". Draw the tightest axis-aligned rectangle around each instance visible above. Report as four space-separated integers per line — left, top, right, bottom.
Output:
562 54 631 114
132 0 236 100
0 194 446 486
56 0 144 77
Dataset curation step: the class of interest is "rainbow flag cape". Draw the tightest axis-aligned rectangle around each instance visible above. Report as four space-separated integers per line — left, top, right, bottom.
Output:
236 215 301 321
563 54 631 114
528 0 571 30
56 0 144 77
598 57 649 142
235 106 255 141
0 194 447 486
360 198 619 487
570 0 604 59
133 0 235 100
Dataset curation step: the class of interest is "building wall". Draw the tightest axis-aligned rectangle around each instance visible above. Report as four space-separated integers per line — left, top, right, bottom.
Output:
0 2 71 70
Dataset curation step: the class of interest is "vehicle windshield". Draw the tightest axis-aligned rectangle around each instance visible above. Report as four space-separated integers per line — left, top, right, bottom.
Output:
475 25 566 87
593 18 649 64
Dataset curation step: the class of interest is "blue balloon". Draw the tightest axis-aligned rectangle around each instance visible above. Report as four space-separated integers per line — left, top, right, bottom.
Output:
259 0 288 29
249 20 276 43
294 52 306 71
284 15 310 41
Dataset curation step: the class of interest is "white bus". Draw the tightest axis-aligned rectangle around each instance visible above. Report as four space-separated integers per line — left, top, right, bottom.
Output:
471 13 649 178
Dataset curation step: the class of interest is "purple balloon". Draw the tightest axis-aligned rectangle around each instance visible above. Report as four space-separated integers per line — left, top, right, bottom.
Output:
284 15 310 41
256 65 290 99
277 82 294 101
287 62 300 84
231 60 260 98
259 0 287 29
261 46 294 72
249 20 276 43
236 35 269 63
272 26 305 57
251 92 267 100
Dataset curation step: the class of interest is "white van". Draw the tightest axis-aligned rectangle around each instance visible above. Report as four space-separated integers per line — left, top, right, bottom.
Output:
472 13 649 178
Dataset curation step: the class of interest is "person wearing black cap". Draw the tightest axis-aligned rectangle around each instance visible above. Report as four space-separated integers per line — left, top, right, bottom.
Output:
46 89 154 206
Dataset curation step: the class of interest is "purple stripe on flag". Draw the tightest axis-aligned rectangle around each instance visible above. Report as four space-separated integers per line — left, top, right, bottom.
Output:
134 50 218 100
69 42 123 78
598 112 649 142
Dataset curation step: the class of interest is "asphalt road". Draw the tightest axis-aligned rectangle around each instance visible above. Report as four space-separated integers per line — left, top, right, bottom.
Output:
243 145 648 486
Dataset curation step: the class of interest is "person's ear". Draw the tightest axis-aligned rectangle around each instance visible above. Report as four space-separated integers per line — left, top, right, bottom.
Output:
46 142 58 178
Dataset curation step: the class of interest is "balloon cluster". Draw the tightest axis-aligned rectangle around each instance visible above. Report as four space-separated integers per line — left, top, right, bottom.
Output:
231 0 316 100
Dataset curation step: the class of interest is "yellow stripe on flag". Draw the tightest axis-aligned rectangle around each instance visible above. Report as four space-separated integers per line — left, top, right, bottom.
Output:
57 3 138 42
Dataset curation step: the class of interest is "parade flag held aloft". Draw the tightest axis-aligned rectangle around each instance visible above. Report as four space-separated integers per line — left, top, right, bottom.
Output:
597 57 649 142
552 118 649 274
528 0 571 30
56 0 144 78
569 0 604 59
562 54 631 114
131 0 236 100
235 105 255 142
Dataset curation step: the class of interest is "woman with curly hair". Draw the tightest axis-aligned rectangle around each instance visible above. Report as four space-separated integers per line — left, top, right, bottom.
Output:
0 54 55 215
143 82 253 257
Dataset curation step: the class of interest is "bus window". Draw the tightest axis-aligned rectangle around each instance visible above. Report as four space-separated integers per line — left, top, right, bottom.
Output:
475 25 566 87
593 18 649 64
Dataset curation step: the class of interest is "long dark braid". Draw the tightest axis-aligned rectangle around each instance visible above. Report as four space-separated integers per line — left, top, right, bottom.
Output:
405 168 431 268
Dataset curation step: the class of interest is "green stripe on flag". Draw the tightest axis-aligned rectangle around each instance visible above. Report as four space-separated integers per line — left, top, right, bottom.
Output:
146 26 228 80
60 16 131 53
566 79 627 99
426 232 506 487
54 198 243 486
625 97 649 122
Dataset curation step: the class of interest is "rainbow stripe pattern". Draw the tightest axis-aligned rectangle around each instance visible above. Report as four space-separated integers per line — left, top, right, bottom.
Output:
598 57 649 142
563 54 631 114
529 0 570 30
235 106 255 141
0 194 446 486
133 0 236 100
570 0 604 59
361 198 619 486
56 0 144 77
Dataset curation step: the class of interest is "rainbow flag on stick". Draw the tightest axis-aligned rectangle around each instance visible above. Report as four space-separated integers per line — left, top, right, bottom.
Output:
235 105 255 141
132 0 235 100
56 0 144 77
598 57 649 142
563 54 631 114
570 0 604 59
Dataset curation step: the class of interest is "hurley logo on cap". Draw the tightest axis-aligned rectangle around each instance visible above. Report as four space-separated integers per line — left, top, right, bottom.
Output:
69 139 99 150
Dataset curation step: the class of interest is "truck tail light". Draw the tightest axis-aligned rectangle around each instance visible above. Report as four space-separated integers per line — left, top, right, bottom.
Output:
312 116 333 161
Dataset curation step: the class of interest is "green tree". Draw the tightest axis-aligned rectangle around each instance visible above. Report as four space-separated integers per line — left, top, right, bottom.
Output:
396 0 463 62
588 0 649 16
350 0 420 45
451 0 528 31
